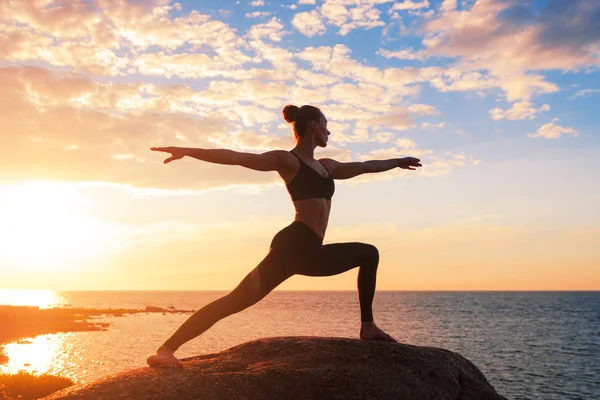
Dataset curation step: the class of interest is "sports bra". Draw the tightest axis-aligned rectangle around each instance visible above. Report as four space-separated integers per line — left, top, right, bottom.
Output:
286 151 335 201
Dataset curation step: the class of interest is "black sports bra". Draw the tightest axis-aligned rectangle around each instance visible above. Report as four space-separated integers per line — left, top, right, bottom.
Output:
286 151 335 201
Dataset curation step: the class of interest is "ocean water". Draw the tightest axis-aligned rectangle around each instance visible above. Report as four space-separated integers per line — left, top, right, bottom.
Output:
1 291 599 400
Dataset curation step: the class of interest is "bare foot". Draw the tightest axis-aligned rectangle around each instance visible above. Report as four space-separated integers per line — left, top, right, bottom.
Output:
146 346 183 368
360 322 398 343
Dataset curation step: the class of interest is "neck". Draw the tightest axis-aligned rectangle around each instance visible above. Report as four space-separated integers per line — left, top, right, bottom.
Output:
293 136 317 159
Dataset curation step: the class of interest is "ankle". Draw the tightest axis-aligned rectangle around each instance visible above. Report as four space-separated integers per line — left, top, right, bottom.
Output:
158 345 175 354
361 321 375 329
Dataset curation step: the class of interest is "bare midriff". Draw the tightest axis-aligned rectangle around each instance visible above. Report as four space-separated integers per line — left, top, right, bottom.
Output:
292 198 331 239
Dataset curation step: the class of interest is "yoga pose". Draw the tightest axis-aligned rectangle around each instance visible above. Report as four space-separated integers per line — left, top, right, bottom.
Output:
147 104 422 368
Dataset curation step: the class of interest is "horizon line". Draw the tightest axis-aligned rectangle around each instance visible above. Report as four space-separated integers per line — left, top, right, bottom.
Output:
2 289 599 293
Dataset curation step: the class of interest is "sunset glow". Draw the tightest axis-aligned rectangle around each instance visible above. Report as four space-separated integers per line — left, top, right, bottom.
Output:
0 183 125 272
0 290 62 309
0 0 598 290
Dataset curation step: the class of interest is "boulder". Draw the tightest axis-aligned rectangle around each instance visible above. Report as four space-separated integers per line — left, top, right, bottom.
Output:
43 337 507 400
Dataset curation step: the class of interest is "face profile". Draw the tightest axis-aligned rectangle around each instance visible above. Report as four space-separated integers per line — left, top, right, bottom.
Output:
311 114 330 148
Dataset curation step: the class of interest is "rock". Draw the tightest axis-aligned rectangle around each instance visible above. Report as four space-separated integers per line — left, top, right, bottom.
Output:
43 337 507 400
144 306 166 313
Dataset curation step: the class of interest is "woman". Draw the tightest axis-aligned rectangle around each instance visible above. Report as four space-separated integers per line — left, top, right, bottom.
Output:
147 104 422 368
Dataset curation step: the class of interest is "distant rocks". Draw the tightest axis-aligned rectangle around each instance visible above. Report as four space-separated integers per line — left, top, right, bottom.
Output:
0 306 109 350
0 305 193 365
43 337 507 400
144 306 166 313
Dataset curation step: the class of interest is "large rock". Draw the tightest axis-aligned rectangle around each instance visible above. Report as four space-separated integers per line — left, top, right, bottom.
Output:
44 337 507 400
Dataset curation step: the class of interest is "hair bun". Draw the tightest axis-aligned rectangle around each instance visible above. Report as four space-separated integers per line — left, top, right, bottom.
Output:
282 104 299 123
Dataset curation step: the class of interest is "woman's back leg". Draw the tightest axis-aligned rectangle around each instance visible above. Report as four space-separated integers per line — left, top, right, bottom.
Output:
148 249 292 366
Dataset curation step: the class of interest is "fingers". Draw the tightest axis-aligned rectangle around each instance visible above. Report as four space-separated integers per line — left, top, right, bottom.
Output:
150 147 176 164
400 157 422 170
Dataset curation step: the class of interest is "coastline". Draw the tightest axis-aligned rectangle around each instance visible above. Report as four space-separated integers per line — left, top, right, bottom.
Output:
0 305 193 365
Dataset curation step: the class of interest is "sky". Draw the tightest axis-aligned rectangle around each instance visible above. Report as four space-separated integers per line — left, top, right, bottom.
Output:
0 0 598 291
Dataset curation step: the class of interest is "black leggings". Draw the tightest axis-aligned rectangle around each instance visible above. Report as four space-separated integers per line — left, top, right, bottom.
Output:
163 221 380 352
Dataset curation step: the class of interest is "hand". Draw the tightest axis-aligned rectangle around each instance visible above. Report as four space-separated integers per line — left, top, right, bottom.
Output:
398 157 422 170
150 146 187 164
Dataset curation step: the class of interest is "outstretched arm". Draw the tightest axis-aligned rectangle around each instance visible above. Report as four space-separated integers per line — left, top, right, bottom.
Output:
150 146 287 172
321 157 422 180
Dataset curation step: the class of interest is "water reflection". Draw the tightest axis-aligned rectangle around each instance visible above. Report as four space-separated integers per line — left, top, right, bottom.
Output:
0 290 65 308
0 334 76 381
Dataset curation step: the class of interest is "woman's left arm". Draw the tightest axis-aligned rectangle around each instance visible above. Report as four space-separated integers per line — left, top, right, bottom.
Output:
321 157 421 180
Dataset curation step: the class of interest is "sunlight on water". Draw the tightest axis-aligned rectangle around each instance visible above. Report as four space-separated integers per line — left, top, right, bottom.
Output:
0 334 77 380
0 289 64 308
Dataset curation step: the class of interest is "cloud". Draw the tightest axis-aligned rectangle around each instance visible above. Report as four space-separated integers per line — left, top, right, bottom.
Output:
1 62 435 188
528 119 579 139
419 151 481 177
320 1 385 36
421 0 600 101
329 82 387 106
351 145 479 183
0 66 301 190
98 1 233 51
291 0 393 37
291 10 326 37
378 48 424 61
0 1 250 76
420 122 446 131
390 0 430 11
132 51 250 80
248 18 287 42
395 138 417 149
251 0 265 6
358 107 414 131
0 0 500 191
338 4 386 36
572 88 600 99
295 69 341 87
489 102 550 121
297 44 423 99
246 11 272 18
408 104 440 116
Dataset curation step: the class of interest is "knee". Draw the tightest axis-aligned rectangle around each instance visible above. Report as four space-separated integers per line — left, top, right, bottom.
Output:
363 244 379 267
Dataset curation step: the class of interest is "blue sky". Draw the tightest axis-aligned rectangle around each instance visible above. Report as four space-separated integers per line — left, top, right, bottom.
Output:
0 0 598 290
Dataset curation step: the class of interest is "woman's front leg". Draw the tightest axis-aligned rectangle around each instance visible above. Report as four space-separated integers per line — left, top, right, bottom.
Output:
307 242 397 342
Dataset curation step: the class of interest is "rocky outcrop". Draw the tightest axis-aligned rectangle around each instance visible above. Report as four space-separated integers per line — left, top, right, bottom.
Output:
43 337 507 400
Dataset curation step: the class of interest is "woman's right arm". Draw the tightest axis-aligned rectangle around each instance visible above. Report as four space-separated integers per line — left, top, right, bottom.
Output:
150 147 288 172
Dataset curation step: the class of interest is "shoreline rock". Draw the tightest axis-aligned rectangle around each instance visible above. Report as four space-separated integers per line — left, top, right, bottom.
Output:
43 336 508 400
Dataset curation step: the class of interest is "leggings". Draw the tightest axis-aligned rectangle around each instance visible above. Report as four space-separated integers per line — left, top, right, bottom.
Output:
163 221 380 352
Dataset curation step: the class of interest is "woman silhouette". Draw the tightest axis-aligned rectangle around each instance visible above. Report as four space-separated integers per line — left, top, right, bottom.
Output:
147 104 422 367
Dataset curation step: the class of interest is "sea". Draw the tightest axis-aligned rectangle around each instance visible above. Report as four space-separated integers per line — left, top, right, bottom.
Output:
0 290 598 400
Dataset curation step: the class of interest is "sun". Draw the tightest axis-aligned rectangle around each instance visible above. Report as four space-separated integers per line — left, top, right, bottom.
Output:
0 182 124 271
